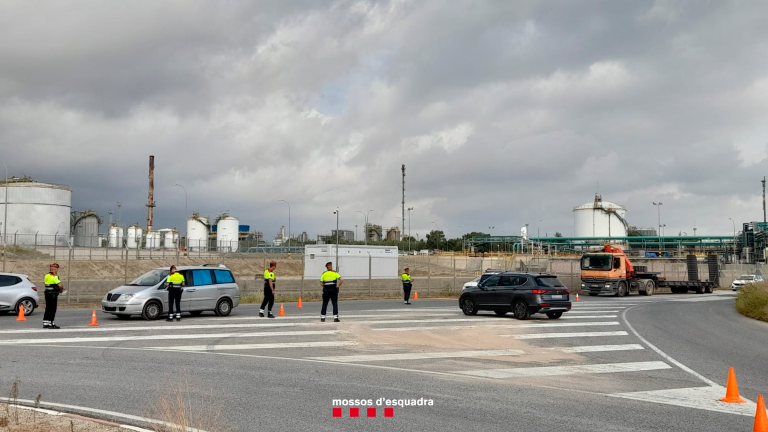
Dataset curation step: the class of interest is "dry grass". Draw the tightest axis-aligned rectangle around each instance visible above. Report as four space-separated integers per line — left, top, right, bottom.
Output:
735 283 768 322
147 377 225 432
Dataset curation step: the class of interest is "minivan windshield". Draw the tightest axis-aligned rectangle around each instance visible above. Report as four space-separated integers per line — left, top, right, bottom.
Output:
581 255 612 270
127 269 170 286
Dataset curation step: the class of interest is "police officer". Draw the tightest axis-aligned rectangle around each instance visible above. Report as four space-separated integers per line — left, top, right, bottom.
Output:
260 261 276 318
43 263 65 329
319 261 343 322
165 265 185 322
401 268 413 305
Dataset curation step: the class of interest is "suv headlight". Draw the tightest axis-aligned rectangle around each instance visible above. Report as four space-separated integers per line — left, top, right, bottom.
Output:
118 294 135 302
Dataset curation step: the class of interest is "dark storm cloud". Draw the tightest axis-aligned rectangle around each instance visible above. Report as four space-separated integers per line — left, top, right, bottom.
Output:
2 0 768 240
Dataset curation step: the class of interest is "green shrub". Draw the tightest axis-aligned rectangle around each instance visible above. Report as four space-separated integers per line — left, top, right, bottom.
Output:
735 283 768 322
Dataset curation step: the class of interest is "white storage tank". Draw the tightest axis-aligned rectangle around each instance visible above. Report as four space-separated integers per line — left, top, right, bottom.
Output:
144 231 161 249
187 214 209 251
573 195 628 238
72 211 102 247
217 215 239 252
162 229 178 250
108 225 124 248
126 225 143 249
0 179 72 246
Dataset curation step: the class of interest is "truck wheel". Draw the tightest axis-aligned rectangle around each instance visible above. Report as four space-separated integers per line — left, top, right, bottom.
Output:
705 285 714 294
639 280 654 296
615 282 628 297
695 285 705 294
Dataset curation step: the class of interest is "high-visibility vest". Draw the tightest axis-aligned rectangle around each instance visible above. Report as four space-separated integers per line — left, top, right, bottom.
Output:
264 270 275 289
167 272 185 288
320 271 341 290
44 273 61 290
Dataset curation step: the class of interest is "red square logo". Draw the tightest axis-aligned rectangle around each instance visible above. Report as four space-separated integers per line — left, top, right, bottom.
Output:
332 408 341 417
367 408 377 417
350 408 359 417
384 408 394 417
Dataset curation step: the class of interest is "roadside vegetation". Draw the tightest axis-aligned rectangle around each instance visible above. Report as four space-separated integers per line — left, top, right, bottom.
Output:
735 283 768 322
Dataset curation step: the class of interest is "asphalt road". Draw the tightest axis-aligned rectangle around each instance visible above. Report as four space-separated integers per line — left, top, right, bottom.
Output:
0 292 765 432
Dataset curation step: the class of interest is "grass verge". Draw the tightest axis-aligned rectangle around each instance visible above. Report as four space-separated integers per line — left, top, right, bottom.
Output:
735 283 768 322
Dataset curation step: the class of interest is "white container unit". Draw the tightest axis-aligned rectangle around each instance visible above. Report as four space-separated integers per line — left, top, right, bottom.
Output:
187 215 208 251
304 245 399 280
126 225 143 249
0 181 72 246
144 231 161 249
108 225 124 248
573 195 628 238
163 230 178 250
217 216 239 252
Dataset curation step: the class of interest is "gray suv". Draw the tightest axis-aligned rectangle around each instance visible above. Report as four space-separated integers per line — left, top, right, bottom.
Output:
101 265 241 320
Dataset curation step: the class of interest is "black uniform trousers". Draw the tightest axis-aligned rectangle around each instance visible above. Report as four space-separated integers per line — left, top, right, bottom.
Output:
261 286 275 311
403 283 412 302
321 289 339 316
43 290 59 323
168 288 182 316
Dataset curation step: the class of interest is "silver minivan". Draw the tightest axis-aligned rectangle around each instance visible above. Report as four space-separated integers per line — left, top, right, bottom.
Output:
101 265 241 320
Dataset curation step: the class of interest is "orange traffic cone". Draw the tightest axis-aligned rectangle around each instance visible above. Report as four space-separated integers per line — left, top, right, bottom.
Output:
413 291 419 300
278 303 285 316
719 367 746 403
754 395 768 432
575 293 580 302
16 306 26 321
89 310 99 327
297 297 303 308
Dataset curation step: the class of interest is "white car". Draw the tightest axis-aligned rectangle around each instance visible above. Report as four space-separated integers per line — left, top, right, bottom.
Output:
0 272 39 316
732 274 763 291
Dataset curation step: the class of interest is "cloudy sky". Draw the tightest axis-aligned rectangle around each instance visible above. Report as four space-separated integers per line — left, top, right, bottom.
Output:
2 0 767 240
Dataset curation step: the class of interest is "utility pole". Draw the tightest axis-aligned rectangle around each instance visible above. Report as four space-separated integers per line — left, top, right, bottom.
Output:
401 164 406 240
407 207 413 252
1 159 8 272
334 208 339 270
117 202 122 226
146 156 156 232
762 177 766 224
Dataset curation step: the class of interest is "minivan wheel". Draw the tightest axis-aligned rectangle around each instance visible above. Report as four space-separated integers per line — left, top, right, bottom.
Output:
546 311 563 319
513 300 530 320
494 310 508 317
461 297 478 316
215 299 232 317
142 301 162 320
15 298 35 316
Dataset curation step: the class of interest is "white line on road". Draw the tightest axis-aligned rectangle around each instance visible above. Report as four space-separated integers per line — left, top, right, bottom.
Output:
611 386 759 417
560 315 618 319
488 321 620 329
0 330 347 345
566 310 621 314
152 341 358 351
550 344 644 353
310 349 526 363
504 331 628 339
372 326 476 332
207 313 457 321
453 361 671 378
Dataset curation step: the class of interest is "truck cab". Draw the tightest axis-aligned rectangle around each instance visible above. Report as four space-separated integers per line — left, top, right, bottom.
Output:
580 252 629 296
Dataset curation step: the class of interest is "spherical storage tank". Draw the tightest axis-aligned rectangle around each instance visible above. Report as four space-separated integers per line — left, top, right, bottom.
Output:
144 231 161 249
72 211 102 247
0 179 71 246
573 195 628 238
108 225 124 248
217 215 239 252
187 214 208 251
126 225 143 249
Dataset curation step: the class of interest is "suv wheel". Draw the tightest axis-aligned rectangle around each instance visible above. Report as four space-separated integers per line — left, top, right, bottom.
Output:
461 297 478 316
513 300 530 320
215 299 232 317
546 311 563 319
15 298 35 316
142 301 162 320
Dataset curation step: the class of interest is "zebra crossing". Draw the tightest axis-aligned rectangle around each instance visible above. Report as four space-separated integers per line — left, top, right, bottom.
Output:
0 297 737 403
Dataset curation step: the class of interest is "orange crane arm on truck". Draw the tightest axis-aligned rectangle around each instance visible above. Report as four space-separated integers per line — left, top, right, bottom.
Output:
602 245 635 277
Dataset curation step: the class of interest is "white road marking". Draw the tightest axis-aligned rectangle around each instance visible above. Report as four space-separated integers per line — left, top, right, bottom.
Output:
550 344 644 353
668 297 735 303
505 331 628 339
373 326 476 332
566 310 621 314
560 315 618 319
310 349 526 363
0 330 347 345
611 386 760 417
454 361 671 378
153 341 358 351
207 312 457 321
488 321 619 329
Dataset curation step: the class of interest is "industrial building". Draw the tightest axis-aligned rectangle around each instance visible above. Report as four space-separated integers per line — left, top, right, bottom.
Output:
331 229 355 242
0 178 72 246
304 245 398 279
364 223 383 242
386 226 401 240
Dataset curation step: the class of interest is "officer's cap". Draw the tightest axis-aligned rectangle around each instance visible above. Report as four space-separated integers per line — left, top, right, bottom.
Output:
326 262 333 267
50 263 60 268
270 261 277 267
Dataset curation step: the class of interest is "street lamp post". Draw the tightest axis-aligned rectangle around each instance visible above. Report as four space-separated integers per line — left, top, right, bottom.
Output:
653 202 663 250
0 159 8 271
333 208 339 269
525 223 529 254
172 184 187 249
278 200 291 250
